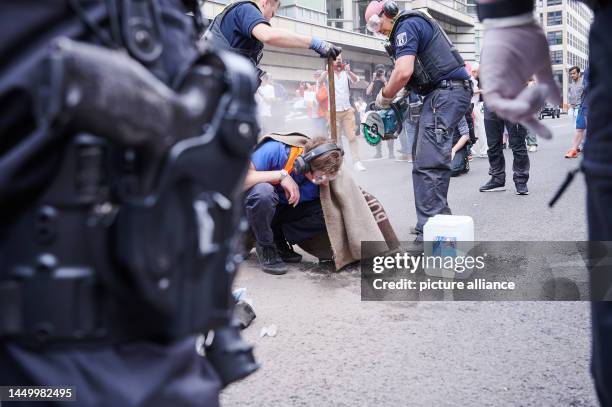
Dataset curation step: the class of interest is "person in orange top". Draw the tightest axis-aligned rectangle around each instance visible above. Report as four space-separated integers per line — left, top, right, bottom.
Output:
314 70 329 137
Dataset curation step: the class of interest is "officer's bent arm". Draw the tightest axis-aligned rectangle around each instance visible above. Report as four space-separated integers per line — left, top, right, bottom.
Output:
244 162 284 191
382 55 414 99
252 23 312 48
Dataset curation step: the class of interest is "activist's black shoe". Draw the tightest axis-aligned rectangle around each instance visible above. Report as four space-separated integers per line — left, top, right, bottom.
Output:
515 183 529 195
479 179 506 192
256 243 287 275
275 239 303 263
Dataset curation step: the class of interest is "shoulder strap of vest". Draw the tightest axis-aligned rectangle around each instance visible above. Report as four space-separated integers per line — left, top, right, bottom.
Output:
284 146 304 174
215 0 262 25
269 146 303 185
389 10 435 41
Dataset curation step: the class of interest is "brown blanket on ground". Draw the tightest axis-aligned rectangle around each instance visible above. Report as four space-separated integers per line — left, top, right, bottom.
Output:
259 133 397 270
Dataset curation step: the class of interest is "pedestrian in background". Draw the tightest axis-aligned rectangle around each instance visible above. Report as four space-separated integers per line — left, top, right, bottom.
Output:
396 92 421 162
319 54 367 172
257 73 276 135
568 66 584 118
304 82 316 119
565 67 589 158
480 102 530 195
367 64 395 159
526 77 538 152
355 97 367 123
470 64 488 158
526 128 538 153
296 81 306 98
314 70 329 138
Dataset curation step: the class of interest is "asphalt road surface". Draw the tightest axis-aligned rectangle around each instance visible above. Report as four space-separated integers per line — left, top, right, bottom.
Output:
221 115 597 406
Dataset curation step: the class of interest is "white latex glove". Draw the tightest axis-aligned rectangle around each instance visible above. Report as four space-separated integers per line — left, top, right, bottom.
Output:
480 17 561 139
375 89 392 109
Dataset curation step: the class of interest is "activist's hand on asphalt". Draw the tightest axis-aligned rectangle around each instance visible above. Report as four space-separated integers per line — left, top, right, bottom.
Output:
480 20 561 139
281 175 300 207
310 38 342 59
375 89 392 109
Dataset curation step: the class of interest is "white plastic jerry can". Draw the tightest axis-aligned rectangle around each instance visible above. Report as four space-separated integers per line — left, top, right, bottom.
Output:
423 215 475 279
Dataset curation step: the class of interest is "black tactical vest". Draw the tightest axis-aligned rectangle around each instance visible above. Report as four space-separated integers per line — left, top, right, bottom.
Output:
387 10 465 95
203 1 265 78
0 2 259 345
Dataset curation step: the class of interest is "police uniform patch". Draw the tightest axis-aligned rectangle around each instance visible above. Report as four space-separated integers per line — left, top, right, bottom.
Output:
396 32 407 47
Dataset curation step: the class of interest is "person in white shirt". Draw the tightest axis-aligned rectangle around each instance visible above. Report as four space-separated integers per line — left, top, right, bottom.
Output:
257 73 276 135
319 54 366 171
470 64 488 158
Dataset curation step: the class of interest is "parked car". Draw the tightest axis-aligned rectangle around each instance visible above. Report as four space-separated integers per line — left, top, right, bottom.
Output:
539 104 561 119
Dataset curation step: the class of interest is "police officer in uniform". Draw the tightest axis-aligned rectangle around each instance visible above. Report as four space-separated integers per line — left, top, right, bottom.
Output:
364 0 472 241
0 1 258 406
204 0 342 83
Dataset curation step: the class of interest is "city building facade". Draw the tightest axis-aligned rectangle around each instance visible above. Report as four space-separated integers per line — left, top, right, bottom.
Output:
537 0 592 109
465 0 482 62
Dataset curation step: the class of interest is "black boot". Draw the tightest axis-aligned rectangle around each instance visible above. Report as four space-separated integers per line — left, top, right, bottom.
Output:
255 243 287 275
274 239 302 263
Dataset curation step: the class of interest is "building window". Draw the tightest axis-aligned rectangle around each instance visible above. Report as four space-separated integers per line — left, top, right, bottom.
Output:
547 31 563 45
554 70 563 86
551 50 563 65
355 0 369 34
547 0 562 5
547 11 562 25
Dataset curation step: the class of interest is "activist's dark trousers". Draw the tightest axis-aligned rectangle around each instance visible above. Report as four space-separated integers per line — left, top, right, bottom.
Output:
412 83 472 236
484 118 529 185
244 183 326 245
584 4 612 406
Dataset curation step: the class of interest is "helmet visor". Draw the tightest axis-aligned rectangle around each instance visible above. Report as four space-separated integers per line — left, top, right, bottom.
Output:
366 13 383 33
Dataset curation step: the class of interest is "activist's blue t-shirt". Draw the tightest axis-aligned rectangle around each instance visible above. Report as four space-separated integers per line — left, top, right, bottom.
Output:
393 17 469 82
251 140 320 205
220 2 269 51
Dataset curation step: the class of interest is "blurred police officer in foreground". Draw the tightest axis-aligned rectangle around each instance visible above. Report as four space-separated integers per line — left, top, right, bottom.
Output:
0 1 259 405
204 0 341 83
365 0 472 242
475 0 611 404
